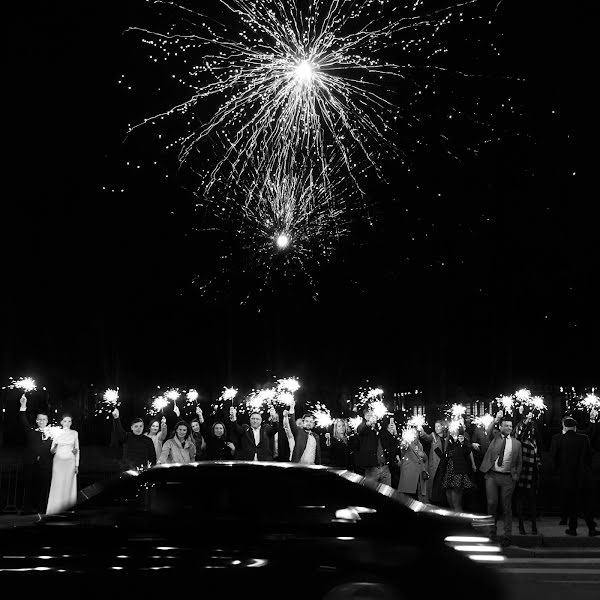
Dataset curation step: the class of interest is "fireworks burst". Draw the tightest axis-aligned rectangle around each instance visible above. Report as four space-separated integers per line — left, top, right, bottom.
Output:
126 0 512 196
193 163 353 303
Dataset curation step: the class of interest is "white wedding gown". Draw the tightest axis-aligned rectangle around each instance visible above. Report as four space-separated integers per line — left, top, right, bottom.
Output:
46 429 79 515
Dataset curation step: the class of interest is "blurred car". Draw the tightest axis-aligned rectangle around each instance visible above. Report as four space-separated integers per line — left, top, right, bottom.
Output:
0 462 503 599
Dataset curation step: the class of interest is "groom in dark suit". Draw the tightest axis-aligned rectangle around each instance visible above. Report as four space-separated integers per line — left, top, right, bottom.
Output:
480 413 523 547
285 402 322 465
229 407 278 461
18 395 53 514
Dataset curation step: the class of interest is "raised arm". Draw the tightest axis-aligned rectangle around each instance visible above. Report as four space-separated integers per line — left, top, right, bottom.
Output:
158 416 168 442
19 395 31 430
287 402 298 437
112 409 127 444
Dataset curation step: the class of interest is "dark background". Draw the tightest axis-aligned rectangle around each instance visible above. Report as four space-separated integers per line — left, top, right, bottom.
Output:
2 0 596 412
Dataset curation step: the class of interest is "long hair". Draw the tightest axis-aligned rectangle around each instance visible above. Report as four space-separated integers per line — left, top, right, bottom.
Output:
332 418 349 444
169 420 192 443
145 418 161 435
211 421 227 439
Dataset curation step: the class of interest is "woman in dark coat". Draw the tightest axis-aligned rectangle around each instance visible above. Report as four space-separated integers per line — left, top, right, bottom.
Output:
325 418 352 469
203 421 236 460
442 427 475 511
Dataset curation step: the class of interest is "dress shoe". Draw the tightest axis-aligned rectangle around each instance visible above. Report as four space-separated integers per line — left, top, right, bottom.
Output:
589 529 600 537
500 536 512 547
565 529 577 536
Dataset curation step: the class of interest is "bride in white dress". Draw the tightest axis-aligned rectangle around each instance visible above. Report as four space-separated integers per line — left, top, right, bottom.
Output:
46 415 79 515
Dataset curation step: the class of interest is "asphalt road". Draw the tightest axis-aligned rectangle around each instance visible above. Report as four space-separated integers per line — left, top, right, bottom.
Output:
494 555 599 599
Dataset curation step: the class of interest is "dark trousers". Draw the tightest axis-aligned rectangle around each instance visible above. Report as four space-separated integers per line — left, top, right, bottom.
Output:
389 462 400 490
22 462 52 513
464 470 487 513
485 471 515 537
564 488 595 531
515 485 537 528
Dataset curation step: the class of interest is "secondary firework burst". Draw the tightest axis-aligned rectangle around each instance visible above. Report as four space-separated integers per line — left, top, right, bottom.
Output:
193 163 353 302
126 0 498 193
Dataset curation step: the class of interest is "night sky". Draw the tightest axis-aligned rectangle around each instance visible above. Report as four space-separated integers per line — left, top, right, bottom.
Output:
2 0 596 403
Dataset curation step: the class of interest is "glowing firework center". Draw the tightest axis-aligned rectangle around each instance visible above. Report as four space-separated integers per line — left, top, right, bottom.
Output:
275 233 291 249
293 59 315 84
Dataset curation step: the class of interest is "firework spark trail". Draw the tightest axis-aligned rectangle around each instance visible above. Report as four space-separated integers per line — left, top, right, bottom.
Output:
193 161 353 301
126 0 485 194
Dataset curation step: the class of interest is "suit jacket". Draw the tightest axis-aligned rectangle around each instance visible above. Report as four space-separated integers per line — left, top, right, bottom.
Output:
550 430 593 489
354 422 399 468
479 430 523 481
231 421 276 461
288 416 322 464
19 410 53 468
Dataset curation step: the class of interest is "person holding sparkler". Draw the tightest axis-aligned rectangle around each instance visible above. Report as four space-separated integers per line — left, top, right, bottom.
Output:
158 421 196 464
514 413 541 535
479 411 523 547
418 420 450 506
175 404 207 459
441 425 475 512
46 414 79 515
285 401 322 465
354 410 400 486
111 408 157 471
18 394 53 514
145 416 168 459
398 427 428 503
324 419 353 470
228 406 278 461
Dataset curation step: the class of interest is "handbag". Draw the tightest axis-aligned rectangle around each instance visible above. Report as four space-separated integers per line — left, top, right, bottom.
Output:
409 444 430 480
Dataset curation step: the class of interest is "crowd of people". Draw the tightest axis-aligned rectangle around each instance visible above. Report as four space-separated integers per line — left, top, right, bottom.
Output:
16 393 600 546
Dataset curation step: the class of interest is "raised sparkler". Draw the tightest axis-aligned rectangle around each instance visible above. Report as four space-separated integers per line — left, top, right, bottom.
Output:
310 402 334 430
407 414 427 430
152 396 169 414
126 0 493 194
96 388 121 419
9 377 37 393
473 414 494 430
577 393 600 415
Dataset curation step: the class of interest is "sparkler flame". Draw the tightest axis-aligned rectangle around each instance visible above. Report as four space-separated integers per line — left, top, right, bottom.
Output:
12 377 37 393
222 387 238 401
152 396 169 412
348 416 363 431
103 389 119 406
473 414 494 429
498 395 514 413
186 389 199 402
311 403 334 429
401 428 418 445
277 378 301 394
369 400 389 421
164 389 181 402
448 419 462 436
450 404 466 418
515 388 532 402
407 414 427 429
578 393 600 413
